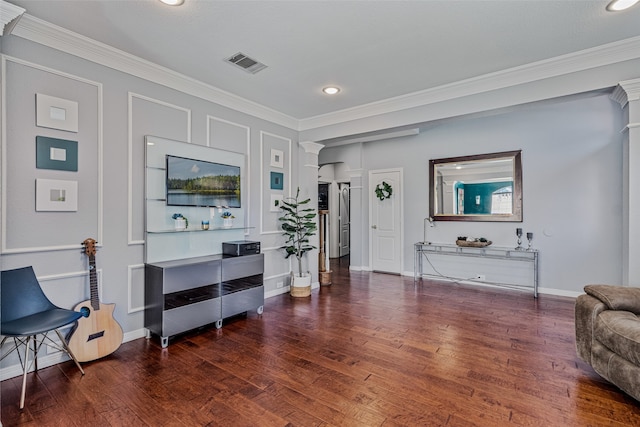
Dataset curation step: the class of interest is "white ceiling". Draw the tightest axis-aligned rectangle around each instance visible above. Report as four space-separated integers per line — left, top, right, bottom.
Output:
8 0 640 121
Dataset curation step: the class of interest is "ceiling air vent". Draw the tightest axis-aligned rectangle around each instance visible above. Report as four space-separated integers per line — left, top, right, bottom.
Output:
225 52 268 74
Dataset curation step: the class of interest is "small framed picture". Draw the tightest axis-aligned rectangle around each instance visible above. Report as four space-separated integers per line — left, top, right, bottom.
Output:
270 149 284 168
36 136 78 171
270 171 284 190
270 193 284 212
35 179 78 211
36 93 79 133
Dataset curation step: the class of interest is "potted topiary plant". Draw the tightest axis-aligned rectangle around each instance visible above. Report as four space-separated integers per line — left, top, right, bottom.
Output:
279 187 317 297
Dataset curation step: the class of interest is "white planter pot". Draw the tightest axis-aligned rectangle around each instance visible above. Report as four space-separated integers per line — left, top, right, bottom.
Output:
174 218 186 230
223 218 233 228
290 272 312 297
291 272 311 287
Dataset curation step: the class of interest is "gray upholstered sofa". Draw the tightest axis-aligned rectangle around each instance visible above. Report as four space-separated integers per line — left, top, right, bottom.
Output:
575 284 640 402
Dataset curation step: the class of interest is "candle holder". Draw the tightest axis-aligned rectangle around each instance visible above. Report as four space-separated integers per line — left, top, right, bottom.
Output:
515 228 523 250
526 232 533 251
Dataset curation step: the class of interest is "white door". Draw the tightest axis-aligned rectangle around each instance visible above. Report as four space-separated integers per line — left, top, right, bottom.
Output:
339 183 350 257
369 169 403 274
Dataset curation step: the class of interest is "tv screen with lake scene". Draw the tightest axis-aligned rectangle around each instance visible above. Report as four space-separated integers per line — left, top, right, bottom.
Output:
166 155 241 208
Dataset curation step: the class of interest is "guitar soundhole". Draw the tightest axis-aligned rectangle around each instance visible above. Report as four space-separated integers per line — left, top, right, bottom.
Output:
88 331 105 342
80 306 91 318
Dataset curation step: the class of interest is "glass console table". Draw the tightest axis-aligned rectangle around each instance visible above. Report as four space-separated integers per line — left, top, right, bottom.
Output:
414 242 539 297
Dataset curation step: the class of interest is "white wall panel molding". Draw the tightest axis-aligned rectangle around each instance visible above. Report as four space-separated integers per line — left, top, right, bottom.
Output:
348 168 364 179
207 116 251 234
206 116 249 152
260 131 292 235
14 14 298 130
39 268 103 304
1 55 103 254
127 263 145 314
127 92 191 246
299 36 640 131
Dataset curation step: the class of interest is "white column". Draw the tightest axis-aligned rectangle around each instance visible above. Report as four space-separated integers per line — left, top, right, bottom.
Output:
348 169 364 270
298 141 324 286
612 78 640 286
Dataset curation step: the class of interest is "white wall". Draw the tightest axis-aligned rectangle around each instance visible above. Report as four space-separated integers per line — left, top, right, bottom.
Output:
320 92 624 295
0 36 300 378
1 8 635 380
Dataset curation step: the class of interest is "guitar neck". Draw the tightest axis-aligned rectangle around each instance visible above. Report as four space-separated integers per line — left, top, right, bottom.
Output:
88 254 100 311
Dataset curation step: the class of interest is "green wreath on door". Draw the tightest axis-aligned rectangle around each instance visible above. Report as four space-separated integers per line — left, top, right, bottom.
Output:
375 181 393 201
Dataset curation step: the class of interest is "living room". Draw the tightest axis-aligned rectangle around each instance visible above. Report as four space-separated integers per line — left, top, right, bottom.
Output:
1 0 640 424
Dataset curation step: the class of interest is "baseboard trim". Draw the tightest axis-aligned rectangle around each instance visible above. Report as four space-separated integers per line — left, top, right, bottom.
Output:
349 265 373 272
264 281 320 299
407 271 581 298
0 329 146 381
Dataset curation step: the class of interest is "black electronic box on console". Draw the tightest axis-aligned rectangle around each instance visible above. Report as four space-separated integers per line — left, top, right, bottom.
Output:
222 240 261 257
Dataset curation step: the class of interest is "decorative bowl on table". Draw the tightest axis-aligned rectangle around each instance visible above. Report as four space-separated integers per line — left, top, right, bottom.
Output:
456 237 492 248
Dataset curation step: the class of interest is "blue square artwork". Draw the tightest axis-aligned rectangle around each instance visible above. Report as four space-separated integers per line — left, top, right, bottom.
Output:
270 171 284 190
36 136 78 171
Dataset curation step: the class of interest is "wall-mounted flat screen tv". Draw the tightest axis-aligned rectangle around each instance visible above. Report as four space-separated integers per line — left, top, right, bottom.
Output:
166 155 241 208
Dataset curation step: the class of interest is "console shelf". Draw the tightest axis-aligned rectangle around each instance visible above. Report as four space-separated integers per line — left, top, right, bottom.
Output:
414 242 538 297
147 226 254 234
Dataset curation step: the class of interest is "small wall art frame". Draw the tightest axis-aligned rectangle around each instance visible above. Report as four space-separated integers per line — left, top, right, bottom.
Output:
270 193 284 212
35 178 78 211
36 136 78 171
270 149 284 168
35 93 79 133
270 171 284 190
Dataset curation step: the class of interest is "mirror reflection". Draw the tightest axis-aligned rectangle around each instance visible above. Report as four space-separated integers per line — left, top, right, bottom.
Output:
429 150 522 222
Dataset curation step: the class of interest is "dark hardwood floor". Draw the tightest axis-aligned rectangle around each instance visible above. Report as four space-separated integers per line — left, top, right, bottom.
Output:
2 256 640 426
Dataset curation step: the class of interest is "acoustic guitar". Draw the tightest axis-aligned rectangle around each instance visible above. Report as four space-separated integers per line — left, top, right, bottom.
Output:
67 238 123 362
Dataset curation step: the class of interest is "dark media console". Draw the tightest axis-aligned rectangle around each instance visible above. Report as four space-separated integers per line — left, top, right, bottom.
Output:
144 252 264 348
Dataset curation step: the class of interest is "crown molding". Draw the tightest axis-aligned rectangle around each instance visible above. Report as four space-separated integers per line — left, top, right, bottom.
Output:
12 14 299 130
299 35 640 131
0 0 25 36
611 78 640 107
11 13 640 134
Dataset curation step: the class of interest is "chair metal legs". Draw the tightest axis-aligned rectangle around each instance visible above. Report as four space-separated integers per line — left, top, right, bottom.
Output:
55 329 85 375
19 335 30 409
1 331 85 409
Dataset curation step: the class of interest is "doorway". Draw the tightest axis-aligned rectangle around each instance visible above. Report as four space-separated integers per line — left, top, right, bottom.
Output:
338 183 350 258
369 168 403 274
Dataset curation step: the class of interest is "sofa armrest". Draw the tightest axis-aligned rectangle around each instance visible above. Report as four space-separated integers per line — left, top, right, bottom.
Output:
575 293 607 364
584 285 640 315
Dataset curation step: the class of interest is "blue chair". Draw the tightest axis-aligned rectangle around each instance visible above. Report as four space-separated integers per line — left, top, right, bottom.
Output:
1 266 85 409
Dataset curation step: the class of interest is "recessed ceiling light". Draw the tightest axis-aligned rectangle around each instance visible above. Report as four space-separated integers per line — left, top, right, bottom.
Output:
322 87 340 95
159 0 185 6
606 0 639 11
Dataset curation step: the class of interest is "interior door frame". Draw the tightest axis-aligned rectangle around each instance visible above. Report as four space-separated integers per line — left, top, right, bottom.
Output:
368 168 404 273
338 182 350 258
